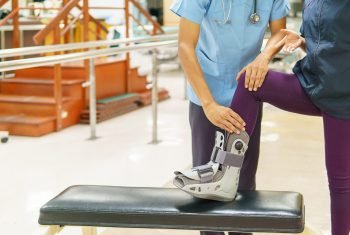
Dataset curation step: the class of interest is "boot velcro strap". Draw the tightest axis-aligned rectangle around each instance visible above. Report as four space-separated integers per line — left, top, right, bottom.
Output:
194 165 214 183
212 149 244 168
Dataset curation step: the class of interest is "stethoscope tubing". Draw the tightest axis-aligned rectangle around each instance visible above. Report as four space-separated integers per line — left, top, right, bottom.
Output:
218 0 260 25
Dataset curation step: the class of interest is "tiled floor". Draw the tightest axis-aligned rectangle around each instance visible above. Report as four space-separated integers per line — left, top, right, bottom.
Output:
0 67 330 235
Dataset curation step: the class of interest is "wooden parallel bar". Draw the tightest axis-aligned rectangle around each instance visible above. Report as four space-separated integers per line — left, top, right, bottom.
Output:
33 0 80 44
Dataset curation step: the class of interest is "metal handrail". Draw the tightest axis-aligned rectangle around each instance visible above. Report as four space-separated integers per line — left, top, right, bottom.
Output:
0 34 178 58
0 40 177 72
0 35 179 143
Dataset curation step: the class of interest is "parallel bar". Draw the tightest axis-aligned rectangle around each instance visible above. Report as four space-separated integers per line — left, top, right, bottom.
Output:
151 49 159 144
0 40 177 72
88 58 97 140
0 34 178 58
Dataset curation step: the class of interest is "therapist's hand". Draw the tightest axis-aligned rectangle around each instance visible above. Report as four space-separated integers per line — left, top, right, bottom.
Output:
236 53 270 92
203 102 246 134
277 29 305 53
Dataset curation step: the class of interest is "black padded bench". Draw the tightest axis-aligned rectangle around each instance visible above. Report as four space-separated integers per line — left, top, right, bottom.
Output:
39 185 305 235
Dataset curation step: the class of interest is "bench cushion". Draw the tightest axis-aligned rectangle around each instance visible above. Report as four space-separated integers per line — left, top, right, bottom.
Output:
39 185 305 233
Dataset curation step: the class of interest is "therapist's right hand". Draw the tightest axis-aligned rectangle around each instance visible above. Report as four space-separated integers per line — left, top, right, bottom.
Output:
203 102 246 134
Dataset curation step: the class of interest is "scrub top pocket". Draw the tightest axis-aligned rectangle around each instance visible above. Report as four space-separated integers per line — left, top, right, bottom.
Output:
197 50 226 79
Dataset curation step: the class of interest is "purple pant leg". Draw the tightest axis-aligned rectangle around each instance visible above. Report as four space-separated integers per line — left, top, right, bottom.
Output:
323 113 350 235
230 71 321 135
231 70 350 234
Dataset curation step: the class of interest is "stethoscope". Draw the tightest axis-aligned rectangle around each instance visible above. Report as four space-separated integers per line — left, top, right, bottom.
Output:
217 0 260 25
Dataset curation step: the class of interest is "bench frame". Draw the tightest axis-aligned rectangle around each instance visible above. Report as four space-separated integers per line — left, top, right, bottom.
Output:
44 225 97 235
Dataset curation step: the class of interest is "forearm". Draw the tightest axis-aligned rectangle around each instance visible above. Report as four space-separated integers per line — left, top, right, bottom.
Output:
261 30 286 61
179 43 215 107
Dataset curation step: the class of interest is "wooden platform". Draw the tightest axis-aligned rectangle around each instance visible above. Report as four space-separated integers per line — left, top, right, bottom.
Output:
0 57 169 136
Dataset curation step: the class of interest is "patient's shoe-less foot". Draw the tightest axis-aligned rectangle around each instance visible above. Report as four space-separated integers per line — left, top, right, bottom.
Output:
173 131 249 201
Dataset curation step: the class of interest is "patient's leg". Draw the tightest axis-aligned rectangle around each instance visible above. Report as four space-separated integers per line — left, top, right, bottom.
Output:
231 70 321 136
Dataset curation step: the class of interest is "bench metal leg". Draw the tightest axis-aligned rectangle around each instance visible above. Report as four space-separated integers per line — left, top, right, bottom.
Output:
44 225 63 235
82 227 97 235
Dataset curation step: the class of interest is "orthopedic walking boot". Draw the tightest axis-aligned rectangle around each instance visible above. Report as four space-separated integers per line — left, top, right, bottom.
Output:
173 131 249 201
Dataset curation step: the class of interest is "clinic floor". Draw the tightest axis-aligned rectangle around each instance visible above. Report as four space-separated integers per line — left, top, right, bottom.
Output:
0 67 330 235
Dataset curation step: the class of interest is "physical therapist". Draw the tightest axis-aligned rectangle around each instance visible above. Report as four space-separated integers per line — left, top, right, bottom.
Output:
170 1 289 235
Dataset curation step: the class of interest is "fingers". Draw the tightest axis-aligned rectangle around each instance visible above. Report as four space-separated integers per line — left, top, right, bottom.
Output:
248 69 257 91
275 35 287 48
228 108 246 127
221 120 237 134
228 109 245 130
284 38 302 53
217 109 246 134
253 69 264 91
245 67 252 89
207 104 246 134
253 63 269 91
258 70 268 88
292 38 303 49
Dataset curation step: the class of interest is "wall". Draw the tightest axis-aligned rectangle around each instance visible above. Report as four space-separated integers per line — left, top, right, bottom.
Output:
163 0 179 26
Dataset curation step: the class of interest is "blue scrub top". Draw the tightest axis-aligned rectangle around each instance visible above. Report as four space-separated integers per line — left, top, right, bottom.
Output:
293 0 350 119
171 0 290 107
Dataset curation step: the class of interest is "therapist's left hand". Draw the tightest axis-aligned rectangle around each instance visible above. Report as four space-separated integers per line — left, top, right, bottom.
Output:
236 53 270 91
